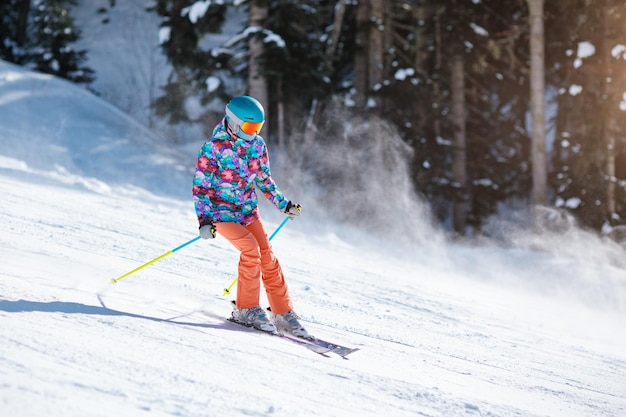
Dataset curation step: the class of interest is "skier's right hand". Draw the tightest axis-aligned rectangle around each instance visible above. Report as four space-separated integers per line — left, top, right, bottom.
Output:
199 219 216 239
284 201 302 219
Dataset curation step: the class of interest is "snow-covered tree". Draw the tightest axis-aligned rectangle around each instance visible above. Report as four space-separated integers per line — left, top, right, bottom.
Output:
149 0 626 233
150 0 228 125
151 0 337 141
0 0 93 84
549 0 626 229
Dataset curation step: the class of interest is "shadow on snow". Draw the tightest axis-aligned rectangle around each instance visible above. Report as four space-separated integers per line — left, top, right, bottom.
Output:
0 298 230 330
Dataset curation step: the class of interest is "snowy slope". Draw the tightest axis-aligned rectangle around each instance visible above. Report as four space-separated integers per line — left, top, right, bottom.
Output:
0 59 190 199
1 62 626 417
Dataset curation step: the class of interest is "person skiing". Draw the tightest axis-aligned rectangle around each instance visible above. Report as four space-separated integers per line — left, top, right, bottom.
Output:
192 95 309 338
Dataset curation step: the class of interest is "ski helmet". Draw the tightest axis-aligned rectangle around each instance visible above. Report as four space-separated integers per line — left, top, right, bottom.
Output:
225 95 265 140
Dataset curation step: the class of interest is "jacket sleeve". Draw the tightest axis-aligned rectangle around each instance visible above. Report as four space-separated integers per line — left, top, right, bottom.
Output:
192 143 218 224
255 141 288 211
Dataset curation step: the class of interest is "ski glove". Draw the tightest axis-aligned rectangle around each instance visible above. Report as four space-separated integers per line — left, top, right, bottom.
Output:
284 201 302 219
199 218 217 239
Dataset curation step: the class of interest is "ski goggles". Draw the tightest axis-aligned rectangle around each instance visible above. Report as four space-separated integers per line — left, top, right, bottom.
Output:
240 120 264 135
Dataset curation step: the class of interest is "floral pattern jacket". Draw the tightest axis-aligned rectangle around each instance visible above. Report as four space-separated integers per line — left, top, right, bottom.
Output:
192 118 288 225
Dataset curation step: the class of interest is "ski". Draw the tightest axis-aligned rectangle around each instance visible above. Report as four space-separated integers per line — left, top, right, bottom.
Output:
229 301 359 357
226 317 333 356
303 337 360 358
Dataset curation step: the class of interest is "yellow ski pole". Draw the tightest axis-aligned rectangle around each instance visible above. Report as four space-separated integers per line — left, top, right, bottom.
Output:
110 236 202 284
222 216 291 296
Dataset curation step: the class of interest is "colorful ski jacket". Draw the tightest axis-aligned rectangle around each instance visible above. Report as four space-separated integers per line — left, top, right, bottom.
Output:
193 118 288 225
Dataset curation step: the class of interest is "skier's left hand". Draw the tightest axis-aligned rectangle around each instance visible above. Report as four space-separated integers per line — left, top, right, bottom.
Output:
199 218 217 239
284 201 302 219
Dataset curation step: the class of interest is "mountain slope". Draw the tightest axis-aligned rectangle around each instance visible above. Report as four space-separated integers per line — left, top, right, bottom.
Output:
1 61 625 417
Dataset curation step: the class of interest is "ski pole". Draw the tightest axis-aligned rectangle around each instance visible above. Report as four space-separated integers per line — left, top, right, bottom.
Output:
222 216 291 296
110 236 202 284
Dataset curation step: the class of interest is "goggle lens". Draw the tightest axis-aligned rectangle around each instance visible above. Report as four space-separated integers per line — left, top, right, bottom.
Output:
240 121 264 135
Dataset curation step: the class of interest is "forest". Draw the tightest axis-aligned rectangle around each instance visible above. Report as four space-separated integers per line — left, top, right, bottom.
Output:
3 0 626 238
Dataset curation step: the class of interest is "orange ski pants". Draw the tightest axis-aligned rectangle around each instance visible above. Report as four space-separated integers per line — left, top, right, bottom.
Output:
215 219 293 315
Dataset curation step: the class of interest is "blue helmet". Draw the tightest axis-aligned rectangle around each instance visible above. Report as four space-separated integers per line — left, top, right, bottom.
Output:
225 95 265 140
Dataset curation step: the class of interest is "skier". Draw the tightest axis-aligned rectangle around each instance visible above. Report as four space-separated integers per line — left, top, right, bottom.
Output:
192 95 309 338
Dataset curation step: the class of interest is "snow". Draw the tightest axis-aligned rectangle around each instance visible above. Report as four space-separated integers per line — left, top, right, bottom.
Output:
573 41 595 69
612 44 626 59
183 1 216 24
577 42 596 59
158 26 171 45
1 59 626 417
555 197 583 210
569 84 583 96
470 23 488 37
224 27 286 49
3 2 626 415
565 198 582 209
394 67 415 81
205 76 221 92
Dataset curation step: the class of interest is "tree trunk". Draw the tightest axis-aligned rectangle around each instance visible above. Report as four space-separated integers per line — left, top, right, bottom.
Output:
601 2 616 220
368 0 384 116
354 0 370 113
248 0 269 123
412 3 430 80
16 0 31 46
431 7 444 222
327 0 347 58
276 79 285 152
527 0 547 210
354 0 385 116
382 1 394 116
451 54 467 236
433 7 442 139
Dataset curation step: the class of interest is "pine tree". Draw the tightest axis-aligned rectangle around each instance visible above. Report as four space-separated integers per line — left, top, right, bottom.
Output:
150 0 228 124
0 0 27 64
27 0 93 83
548 0 626 229
0 0 93 84
151 0 337 139
371 1 532 231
